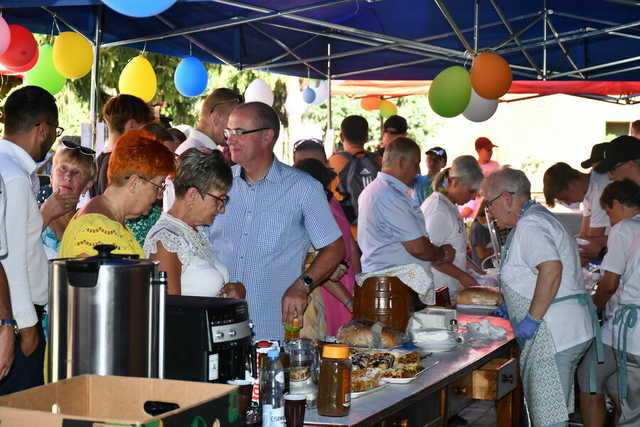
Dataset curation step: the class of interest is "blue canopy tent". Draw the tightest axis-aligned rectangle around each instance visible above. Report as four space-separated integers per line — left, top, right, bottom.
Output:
2 0 640 131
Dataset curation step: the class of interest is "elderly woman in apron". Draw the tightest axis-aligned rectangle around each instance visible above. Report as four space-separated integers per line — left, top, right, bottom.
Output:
481 167 595 427
578 179 640 426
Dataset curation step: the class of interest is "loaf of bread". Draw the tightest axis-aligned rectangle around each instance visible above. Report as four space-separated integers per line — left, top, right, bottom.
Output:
336 319 405 348
456 286 504 306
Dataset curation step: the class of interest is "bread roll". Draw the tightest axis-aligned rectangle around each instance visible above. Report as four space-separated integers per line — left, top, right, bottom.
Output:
336 319 404 348
456 286 504 306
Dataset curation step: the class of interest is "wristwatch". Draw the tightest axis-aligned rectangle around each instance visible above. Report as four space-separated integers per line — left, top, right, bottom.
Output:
298 274 315 289
0 319 18 335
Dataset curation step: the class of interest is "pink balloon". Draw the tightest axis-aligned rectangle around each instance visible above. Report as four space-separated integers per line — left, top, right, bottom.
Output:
0 25 37 68
0 17 10 56
4 46 38 73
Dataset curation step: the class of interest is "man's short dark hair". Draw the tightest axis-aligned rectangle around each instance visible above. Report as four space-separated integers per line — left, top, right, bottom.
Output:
103 94 154 135
543 162 581 207
3 86 58 135
340 115 368 145
383 115 408 134
237 102 280 143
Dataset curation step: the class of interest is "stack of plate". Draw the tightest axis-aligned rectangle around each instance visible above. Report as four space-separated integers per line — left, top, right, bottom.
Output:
410 328 463 352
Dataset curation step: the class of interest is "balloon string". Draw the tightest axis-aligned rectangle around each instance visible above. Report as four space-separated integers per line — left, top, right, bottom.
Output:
142 42 147 56
189 42 192 57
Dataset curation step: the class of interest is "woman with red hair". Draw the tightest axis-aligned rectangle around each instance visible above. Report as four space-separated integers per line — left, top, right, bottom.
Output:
59 130 175 258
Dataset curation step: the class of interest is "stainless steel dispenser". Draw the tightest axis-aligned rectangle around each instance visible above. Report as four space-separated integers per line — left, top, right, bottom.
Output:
48 245 165 382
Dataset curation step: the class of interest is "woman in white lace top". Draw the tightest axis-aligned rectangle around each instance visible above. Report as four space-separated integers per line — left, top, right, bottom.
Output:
144 149 245 298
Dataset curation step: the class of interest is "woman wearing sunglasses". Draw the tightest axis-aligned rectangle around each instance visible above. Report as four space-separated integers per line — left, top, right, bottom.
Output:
39 138 97 258
144 149 245 298
58 130 175 258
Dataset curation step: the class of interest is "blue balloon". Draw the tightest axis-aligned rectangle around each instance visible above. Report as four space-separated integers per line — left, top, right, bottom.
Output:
174 56 208 97
101 0 177 18
302 87 316 104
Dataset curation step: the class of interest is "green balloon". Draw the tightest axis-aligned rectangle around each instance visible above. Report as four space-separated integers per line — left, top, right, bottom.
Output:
24 44 66 95
428 66 471 118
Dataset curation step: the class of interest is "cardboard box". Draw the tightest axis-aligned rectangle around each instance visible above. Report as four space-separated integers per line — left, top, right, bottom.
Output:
0 375 240 427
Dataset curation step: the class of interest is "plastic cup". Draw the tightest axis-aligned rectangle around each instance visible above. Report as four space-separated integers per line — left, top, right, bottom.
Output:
284 393 306 427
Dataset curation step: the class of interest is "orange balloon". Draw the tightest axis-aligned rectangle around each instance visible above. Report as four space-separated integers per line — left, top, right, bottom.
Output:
361 96 382 111
470 52 512 99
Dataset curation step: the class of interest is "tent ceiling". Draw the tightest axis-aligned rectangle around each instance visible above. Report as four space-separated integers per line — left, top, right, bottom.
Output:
2 0 640 80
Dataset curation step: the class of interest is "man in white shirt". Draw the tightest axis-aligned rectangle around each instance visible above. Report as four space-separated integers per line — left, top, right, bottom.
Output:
0 175 16 382
358 137 454 279
543 161 611 261
164 88 242 210
0 86 60 394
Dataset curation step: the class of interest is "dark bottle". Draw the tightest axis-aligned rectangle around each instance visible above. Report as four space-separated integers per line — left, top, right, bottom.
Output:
317 344 351 417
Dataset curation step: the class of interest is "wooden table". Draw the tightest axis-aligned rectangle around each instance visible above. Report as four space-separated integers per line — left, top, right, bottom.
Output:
304 314 522 427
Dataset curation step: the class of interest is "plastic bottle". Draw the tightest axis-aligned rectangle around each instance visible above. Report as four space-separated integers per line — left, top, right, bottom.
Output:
261 349 285 427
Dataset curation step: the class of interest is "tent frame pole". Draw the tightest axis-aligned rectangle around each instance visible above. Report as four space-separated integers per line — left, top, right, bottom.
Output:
433 0 474 53
89 5 103 150
212 0 467 59
488 0 541 76
247 23 327 77
102 0 352 48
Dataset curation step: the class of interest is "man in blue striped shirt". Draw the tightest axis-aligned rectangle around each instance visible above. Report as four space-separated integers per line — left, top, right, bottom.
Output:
210 102 344 341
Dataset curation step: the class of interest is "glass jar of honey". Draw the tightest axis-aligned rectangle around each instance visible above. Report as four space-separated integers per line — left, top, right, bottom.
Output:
317 344 351 417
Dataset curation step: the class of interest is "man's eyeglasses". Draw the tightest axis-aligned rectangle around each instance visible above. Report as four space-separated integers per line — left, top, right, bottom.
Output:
223 127 270 141
202 191 230 206
135 175 166 193
293 138 323 152
61 140 96 157
37 122 64 137
486 191 514 208
210 94 244 113
383 129 403 135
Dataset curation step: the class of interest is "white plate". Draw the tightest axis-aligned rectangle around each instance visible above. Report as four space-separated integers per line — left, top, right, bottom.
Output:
350 383 388 399
380 360 439 384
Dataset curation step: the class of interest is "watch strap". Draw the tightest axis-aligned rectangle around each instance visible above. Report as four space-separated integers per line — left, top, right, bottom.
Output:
298 274 315 288
0 318 18 334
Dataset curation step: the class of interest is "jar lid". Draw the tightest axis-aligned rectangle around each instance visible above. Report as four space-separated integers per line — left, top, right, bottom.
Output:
322 344 348 359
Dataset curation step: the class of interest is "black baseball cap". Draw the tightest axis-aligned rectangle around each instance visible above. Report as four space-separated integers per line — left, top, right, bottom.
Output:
601 140 640 172
581 143 608 169
383 115 408 135
426 146 447 163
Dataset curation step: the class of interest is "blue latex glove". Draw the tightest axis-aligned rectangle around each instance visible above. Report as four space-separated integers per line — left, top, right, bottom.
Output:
492 303 509 319
514 314 542 341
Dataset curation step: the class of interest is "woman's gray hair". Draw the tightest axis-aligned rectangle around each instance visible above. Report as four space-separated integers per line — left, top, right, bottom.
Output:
480 167 531 200
433 155 483 192
174 148 232 198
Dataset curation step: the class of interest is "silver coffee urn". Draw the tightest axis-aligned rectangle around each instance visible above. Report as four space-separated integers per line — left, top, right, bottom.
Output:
48 245 165 382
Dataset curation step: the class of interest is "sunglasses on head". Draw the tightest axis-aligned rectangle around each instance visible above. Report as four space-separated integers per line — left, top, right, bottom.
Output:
427 149 445 157
293 138 323 151
210 94 245 113
61 140 96 157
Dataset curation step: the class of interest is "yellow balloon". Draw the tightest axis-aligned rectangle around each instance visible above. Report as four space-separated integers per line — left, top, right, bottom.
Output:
52 32 93 79
118 55 157 103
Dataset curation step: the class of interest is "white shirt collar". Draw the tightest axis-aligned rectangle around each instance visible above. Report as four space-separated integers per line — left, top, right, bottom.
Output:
188 129 217 150
0 139 37 175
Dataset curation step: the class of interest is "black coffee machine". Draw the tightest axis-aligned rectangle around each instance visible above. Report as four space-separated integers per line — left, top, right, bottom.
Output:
164 295 252 383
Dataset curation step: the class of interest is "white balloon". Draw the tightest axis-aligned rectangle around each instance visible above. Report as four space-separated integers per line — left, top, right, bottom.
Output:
244 78 274 106
463 88 499 122
311 80 329 105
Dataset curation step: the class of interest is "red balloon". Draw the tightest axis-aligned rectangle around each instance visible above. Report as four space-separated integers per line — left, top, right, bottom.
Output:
4 46 39 73
0 25 38 68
